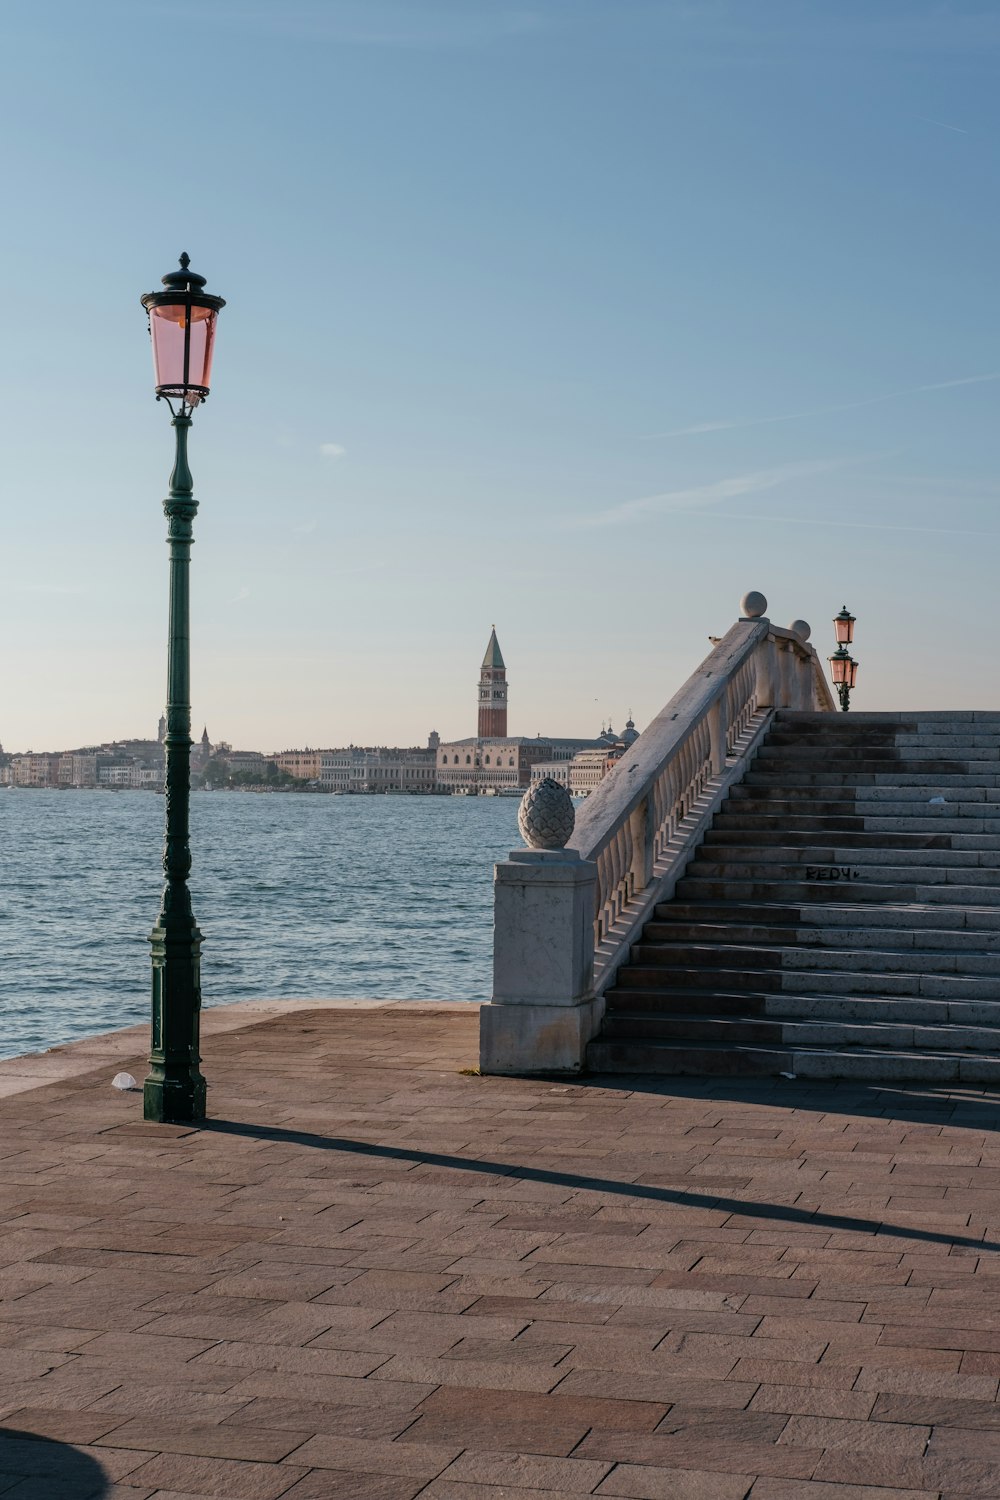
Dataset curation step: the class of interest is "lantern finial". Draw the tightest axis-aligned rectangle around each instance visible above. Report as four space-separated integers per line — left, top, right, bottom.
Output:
159 254 208 292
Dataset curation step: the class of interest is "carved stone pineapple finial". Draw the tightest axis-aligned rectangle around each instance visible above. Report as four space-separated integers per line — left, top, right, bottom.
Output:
518 777 575 850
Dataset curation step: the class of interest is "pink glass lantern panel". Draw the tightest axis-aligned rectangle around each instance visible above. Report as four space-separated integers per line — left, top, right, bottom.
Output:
847 659 859 689
149 302 218 399
829 654 848 685
833 610 855 645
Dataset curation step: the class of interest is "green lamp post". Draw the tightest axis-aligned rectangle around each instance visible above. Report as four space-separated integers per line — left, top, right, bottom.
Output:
140 253 225 1123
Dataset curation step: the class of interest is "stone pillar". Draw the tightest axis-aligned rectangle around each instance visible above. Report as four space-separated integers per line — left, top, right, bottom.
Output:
480 847 599 1074
481 776 599 1074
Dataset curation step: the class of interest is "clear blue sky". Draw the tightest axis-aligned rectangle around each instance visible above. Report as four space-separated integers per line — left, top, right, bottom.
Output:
2 0 997 753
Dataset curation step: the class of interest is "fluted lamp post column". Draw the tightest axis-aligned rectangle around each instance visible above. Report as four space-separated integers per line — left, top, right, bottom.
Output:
140 253 225 1123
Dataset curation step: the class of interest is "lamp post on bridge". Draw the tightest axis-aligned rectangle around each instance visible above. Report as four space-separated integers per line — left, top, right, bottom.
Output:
140 253 225 1124
828 605 858 712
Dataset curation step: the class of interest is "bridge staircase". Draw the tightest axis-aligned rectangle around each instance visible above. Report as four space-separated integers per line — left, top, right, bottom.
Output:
482 593 1000 1081
589 711 1000 1080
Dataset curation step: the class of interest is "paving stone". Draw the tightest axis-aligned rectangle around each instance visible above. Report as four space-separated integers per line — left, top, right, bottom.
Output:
113 1451 310 1497
747 1482 936 1500
577 1430 820 1480
594 1466 753 1498
747 1385 876 1420
437 1448 612 1491
404 1387 667 1455
776 1414 928 1456
4 1007 1000 1500
278 1474 427 1500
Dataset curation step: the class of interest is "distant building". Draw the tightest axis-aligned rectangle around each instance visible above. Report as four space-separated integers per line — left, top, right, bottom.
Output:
436 629 611 793
227 751 269 778
530 719 641 797
478 628 508 738
59 751 99 788
10 752 61 787
319 738 438 793
272 749 323 780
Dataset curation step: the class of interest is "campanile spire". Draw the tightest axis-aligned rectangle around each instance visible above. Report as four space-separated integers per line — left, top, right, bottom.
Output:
478 626 508 737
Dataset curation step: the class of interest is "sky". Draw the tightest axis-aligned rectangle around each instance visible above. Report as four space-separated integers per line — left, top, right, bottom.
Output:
1 0 998 754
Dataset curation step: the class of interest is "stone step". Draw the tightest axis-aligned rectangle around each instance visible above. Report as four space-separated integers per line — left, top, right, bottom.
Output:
600 1010 1000 1052
630 939 1000 977
673 876 1000 905
653 900 1000 931
618 960 1000 999
686 854 1000 882
707 828 1000 851
775 710 1000 724
756 746 1000 764
766 732 1000 750
605 986 1000 1026
586 1038 1000 1082
693 844 1000 868
744 771 1000 788
641 920 1000 954
730 785 1000 806
715 814 1000 835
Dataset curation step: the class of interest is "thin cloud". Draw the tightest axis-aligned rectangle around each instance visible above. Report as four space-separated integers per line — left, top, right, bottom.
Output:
582 458 842 529
227 587 251 604
648 372 1000 440
919 117 969 134
319 443 346 459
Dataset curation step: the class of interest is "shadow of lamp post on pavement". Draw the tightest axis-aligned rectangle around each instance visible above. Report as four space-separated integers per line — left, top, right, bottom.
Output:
0 1428 112 1497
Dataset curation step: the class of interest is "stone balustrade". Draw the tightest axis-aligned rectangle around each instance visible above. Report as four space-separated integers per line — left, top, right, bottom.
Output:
480 593 835 1074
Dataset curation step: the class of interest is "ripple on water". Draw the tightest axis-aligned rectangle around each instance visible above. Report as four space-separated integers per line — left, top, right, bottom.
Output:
1 789 519 1059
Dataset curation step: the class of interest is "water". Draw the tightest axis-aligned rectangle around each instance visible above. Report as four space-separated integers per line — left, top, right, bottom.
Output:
1 789 520 1060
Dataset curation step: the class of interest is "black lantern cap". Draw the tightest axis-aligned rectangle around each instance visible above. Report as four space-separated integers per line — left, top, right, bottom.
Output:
141 253 225 314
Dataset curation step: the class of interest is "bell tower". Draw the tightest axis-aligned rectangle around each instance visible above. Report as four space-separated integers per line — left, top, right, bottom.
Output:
478 627 508 738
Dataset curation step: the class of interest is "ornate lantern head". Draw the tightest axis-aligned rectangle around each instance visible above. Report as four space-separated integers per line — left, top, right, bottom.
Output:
833 605 856 646
141 253 225 408
828 646 852 685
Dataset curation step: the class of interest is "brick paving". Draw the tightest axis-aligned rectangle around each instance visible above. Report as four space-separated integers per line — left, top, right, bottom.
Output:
2 1003 1000 1498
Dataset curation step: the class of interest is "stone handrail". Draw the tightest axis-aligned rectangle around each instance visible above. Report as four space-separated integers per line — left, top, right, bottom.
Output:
568 605 834 989
480 594 836 1075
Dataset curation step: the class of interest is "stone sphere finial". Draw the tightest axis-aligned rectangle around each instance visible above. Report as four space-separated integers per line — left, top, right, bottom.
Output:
740 590 768 619
518 777 575 850
788 619 811 642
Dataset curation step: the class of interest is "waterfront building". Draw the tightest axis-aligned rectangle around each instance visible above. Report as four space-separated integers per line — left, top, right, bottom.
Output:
319 741 438 793
58 751 100 788
96 757 162 790
436 735 600 793
10 752 62 787
227 750 268 777
273 749 323 780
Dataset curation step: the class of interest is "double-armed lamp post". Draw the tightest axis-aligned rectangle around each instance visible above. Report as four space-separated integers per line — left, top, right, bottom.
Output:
140 254 225 1124
828 605 859 713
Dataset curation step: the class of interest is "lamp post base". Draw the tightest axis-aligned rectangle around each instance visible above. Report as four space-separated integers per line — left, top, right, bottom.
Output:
144 900 207 1124
143 1074 206 1124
